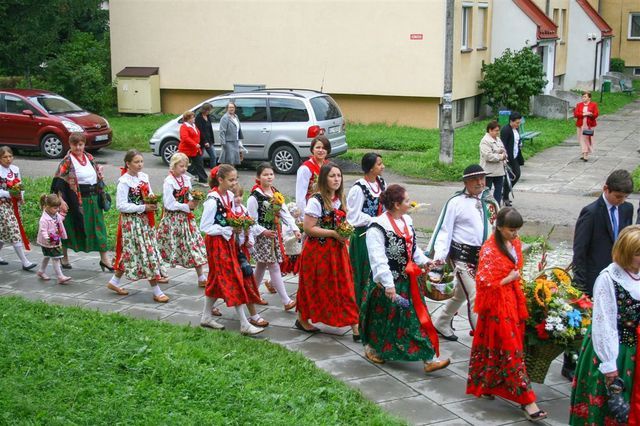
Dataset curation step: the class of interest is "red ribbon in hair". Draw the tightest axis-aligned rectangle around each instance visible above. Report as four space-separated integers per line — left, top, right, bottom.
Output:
387 212 439 357
119 166 127 176
139 182 155 228
629 325 640 425
250 178 261 192
209 165 220 185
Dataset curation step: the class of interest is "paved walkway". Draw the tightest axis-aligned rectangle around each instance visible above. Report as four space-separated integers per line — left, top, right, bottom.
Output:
1 240 571 426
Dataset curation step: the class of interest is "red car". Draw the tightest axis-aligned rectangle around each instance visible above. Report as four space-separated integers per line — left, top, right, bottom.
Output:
0 89 112 158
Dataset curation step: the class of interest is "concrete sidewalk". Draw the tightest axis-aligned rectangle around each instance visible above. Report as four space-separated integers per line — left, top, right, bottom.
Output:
1 243 571 426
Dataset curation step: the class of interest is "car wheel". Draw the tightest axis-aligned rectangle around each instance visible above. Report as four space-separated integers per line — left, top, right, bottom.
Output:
40 133 65 159
271 144 300 175
161 139 179 165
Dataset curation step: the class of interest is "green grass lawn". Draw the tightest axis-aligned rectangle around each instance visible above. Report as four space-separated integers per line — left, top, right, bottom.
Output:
108 113 176 152
0 296 402 425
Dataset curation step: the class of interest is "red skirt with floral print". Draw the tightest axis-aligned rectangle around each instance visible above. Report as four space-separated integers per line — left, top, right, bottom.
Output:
296 237 359 327
205 235 261 306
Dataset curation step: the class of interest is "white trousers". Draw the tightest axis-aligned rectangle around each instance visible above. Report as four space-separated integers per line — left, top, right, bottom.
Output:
433 259 477 335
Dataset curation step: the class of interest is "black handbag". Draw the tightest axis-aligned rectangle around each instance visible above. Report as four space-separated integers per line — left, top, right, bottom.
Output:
607 377 629 423
237 250 253 277
582 129 594 136
96 180 111 211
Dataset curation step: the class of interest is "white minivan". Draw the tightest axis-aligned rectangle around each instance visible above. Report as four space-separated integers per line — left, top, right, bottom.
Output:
149 89 347 174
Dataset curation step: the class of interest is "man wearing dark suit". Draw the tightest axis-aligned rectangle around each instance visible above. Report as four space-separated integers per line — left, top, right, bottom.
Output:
501 112 524 207
565 169 635 380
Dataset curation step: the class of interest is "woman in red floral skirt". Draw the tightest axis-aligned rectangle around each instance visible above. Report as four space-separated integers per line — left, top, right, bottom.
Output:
295 162 359 339
199 164 264 336
466 207 546 422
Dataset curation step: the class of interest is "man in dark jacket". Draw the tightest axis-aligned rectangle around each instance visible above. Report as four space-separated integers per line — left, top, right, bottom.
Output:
195 103 217 167
501 112 524 206
564 169 635 380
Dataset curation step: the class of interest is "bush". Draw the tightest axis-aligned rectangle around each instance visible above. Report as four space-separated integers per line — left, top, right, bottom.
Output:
478 48 547 115
0 76 23 88
610 58 625 73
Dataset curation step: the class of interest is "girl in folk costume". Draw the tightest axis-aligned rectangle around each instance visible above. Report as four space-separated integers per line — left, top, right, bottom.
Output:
156 153 207 287
467 208 546 422
570 225 640 425
230 185 269 310
361 184 450 373
199 165 265 336
0 146 36 270
36 194 71 284
108 150 170 303
295 162 360 339
280 201 303 275
347 152 386 308
248 163 300 311
295 136 330 216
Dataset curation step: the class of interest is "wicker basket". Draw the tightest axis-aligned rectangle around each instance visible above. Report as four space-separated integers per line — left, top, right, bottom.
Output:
418 273 454 301
524 341 565 383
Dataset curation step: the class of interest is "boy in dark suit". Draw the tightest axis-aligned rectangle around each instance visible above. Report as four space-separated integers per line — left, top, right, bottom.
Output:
501 112 524 206
564 169 635 380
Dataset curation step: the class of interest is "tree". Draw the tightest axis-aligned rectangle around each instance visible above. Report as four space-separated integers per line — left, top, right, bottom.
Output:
478 48 547 115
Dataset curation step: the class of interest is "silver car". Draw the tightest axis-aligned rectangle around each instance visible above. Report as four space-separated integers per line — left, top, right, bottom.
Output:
149 89 347 174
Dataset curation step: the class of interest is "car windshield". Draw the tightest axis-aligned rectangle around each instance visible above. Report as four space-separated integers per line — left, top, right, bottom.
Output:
29 95 84 114
310 96 342 121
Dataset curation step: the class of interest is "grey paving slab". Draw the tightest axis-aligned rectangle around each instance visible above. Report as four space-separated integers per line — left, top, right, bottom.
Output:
155 295 203 314
162 312 201 327
0 288 15 296
253 324 311 345
121 306 173 321
83 300 128 313
530 382 567 402
45 295 90 308
287 334 356 361
379 358 456 383
378 395 459 425
348 375 418 403
315 354 385 381
410 374 475 405
163 282 205 298
442 397 527 426
539 396 570 425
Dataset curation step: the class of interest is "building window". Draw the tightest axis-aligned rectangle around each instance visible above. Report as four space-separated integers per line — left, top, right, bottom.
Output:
462 5 472 50
629 13 640 39
456 99 465 123
474 95 482 118
476 5 488 48
561 9 567 42
634 68 640 76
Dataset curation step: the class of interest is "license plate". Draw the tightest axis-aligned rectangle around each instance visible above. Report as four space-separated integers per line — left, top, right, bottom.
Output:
95 135 109 142
328 125 340 134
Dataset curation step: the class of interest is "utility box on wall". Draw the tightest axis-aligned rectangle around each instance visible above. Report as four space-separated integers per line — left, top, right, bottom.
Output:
116 67 160 114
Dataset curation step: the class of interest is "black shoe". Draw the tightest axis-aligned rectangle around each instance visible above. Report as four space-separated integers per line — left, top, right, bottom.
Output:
0 260 8 265
99 261 115 272
22 263 38 271
294 320 319 333
61 262 72 270
561 353 576 381
436 329 459 341
352 334 361 342
503 200 513 207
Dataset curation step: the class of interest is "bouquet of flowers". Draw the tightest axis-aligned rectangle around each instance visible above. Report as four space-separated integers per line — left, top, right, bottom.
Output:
334 209 354 238
7 181 23 198
523 267 592 347
227 214 255 231
48 233 61 246
143 194 162 205
190 189 205 201
262 191 285 227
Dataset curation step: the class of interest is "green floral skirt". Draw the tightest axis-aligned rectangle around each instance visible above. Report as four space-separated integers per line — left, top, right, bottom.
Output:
360 277 435 362
570 331 635 425
63 194 108 253
350 226 370 308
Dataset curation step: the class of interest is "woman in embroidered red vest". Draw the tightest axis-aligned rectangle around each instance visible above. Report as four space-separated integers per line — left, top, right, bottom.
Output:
108 150 169 303
295 136 330 216
295 162 359 338
467 207 547 422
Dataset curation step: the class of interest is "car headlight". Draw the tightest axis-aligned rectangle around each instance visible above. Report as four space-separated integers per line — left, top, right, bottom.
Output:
62 120 83 132
103 118 110 129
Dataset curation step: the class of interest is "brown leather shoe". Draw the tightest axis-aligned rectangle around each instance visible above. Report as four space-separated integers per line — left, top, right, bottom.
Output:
249 317 269 327
424 358 451 373
284 299 296 311
157 276 170 284
198 280 206 288
211 307 222 317
264 280 277 294
107 283 129 295
153 294 170 303
365 347 385 364
256 298 269 305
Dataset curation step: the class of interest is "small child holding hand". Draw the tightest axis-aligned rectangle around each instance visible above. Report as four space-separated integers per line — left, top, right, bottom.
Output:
36 194 71 284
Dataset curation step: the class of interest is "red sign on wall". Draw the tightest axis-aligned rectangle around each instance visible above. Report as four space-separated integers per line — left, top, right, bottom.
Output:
410 34 424 40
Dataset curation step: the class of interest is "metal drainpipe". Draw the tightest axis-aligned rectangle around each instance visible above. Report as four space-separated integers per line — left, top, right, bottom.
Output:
592 38 603 92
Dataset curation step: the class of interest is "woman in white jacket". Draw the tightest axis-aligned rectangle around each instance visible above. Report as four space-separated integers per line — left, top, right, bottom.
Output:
479 120 507 205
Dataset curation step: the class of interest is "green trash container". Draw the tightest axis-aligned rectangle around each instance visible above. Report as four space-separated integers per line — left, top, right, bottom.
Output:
602 80 611 93
498 110 511 127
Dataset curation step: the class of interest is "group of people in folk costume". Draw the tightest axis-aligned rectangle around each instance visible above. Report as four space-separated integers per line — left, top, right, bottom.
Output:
6 129 640 423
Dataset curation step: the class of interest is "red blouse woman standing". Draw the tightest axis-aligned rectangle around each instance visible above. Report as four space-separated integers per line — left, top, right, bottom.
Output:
573 91 599 162
466 207 547 422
